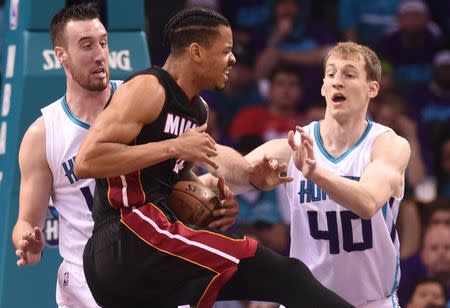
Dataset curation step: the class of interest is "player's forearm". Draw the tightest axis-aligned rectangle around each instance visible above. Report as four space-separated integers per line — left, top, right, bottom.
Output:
310 168 382 219
75 139 178 178
205 144 252 193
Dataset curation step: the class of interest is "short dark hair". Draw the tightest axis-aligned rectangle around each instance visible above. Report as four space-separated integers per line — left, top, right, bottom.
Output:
269 65 302 85
50 2 100 48
408 277 448 304
163 7 230 54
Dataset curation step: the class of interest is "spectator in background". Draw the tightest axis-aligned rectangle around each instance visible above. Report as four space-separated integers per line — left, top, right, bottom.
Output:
406 277 448 308
371 91 426 197
424 199 450 227
398 223 450 307
229 65 306 143
378 60 397 98
376 0 444 94
219 0 271 30
425 0 450 47
408 50 450 174
435 127 450 199
338 0 400 47
254 0 335 106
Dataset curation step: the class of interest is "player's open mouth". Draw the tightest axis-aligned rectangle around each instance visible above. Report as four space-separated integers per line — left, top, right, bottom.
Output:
332 93 346 102
92 67 106 78
224 67 231 81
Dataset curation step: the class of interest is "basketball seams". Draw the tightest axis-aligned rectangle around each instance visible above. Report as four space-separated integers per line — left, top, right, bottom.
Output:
172 188 215 216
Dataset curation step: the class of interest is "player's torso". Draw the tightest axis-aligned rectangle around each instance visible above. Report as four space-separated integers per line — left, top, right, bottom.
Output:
93 67 208 219
285 120 402 306
41 81 121 265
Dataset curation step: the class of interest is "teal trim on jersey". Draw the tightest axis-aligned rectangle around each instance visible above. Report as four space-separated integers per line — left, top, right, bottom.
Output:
111 80 119 92
61 96 90 130
314 120 373 164
382 203 388 221
61 81 119 130
389 257 400 300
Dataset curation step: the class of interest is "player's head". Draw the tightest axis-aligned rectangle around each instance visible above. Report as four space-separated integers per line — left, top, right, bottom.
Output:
50 3 109 92
164 7 235 90
321 42 381 120
406 277 447 308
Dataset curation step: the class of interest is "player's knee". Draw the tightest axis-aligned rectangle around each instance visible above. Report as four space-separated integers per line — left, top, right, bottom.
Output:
283 257 316 286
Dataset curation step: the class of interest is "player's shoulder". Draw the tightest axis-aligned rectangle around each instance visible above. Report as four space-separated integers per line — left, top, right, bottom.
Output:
118 73 163 96
373 126 409 148
372 128 411 162
19 116 47 158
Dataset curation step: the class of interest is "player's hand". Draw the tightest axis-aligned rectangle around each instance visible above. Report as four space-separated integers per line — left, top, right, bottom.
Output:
15 226 44 266
248 155 293 191
209 177 239 231
177 124 218 169
288 126 316 178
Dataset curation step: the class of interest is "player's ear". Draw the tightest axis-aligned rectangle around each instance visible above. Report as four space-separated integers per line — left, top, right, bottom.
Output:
189 43 202 63
368 81 379 99
54 46 67 64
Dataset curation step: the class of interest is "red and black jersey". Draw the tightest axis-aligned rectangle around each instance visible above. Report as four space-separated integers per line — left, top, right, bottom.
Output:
92 66 208 226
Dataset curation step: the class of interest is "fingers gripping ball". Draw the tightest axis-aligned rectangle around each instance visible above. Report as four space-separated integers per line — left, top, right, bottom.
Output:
168 181 221 226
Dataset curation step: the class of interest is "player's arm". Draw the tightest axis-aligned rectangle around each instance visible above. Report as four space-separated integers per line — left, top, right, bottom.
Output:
200 139 292 194
74 75 217 178
297 129 410 219
12 118 51 266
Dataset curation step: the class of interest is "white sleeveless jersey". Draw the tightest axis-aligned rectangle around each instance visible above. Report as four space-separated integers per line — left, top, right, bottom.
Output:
41 81 121 266
285 120 402 307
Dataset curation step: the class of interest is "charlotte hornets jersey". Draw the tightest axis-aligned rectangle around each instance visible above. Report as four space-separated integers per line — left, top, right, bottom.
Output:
41 80 121 266
285 120 402 306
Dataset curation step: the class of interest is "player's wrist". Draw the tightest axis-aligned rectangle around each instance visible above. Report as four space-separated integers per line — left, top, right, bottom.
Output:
249 179 264 191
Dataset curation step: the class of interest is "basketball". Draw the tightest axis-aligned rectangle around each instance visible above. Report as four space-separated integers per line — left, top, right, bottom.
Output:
167 180 221 226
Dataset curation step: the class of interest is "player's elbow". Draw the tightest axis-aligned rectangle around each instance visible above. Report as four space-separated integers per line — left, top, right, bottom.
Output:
358 196 379 220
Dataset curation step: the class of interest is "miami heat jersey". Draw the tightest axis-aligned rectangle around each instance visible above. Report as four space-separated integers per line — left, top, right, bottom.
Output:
41 80 121 266
285 120 402 306
92 67 208 226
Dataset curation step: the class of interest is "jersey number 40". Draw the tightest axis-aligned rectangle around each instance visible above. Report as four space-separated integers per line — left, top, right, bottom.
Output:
308 210 373 254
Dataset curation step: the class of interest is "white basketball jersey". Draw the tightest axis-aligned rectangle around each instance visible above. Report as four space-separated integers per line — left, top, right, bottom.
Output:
285 120 402 307
41 81 121 267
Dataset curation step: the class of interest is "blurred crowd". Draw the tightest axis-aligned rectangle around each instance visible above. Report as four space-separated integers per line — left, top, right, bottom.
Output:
1 0 449 307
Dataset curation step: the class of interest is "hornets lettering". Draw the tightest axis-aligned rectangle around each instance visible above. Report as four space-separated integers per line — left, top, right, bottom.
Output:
298 176 360 204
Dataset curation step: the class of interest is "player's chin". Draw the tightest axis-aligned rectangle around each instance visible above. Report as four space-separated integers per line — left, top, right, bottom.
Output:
89 79 109 91
214 81 227 91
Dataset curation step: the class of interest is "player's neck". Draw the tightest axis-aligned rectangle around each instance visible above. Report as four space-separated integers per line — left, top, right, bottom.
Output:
319 115 368 156
65 81 111 125
163 58 199 102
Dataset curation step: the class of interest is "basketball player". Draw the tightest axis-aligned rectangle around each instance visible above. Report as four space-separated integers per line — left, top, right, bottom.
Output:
74 7 352 308
209 42 410 307
11 4 118 307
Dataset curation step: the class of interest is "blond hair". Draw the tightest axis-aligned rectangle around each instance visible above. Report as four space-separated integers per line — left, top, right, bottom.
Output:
324 42 381 82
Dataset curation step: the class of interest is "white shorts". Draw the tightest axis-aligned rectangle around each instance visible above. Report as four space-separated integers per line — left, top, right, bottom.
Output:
280 294 399 308
357 295 399 308
56 260 100 308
